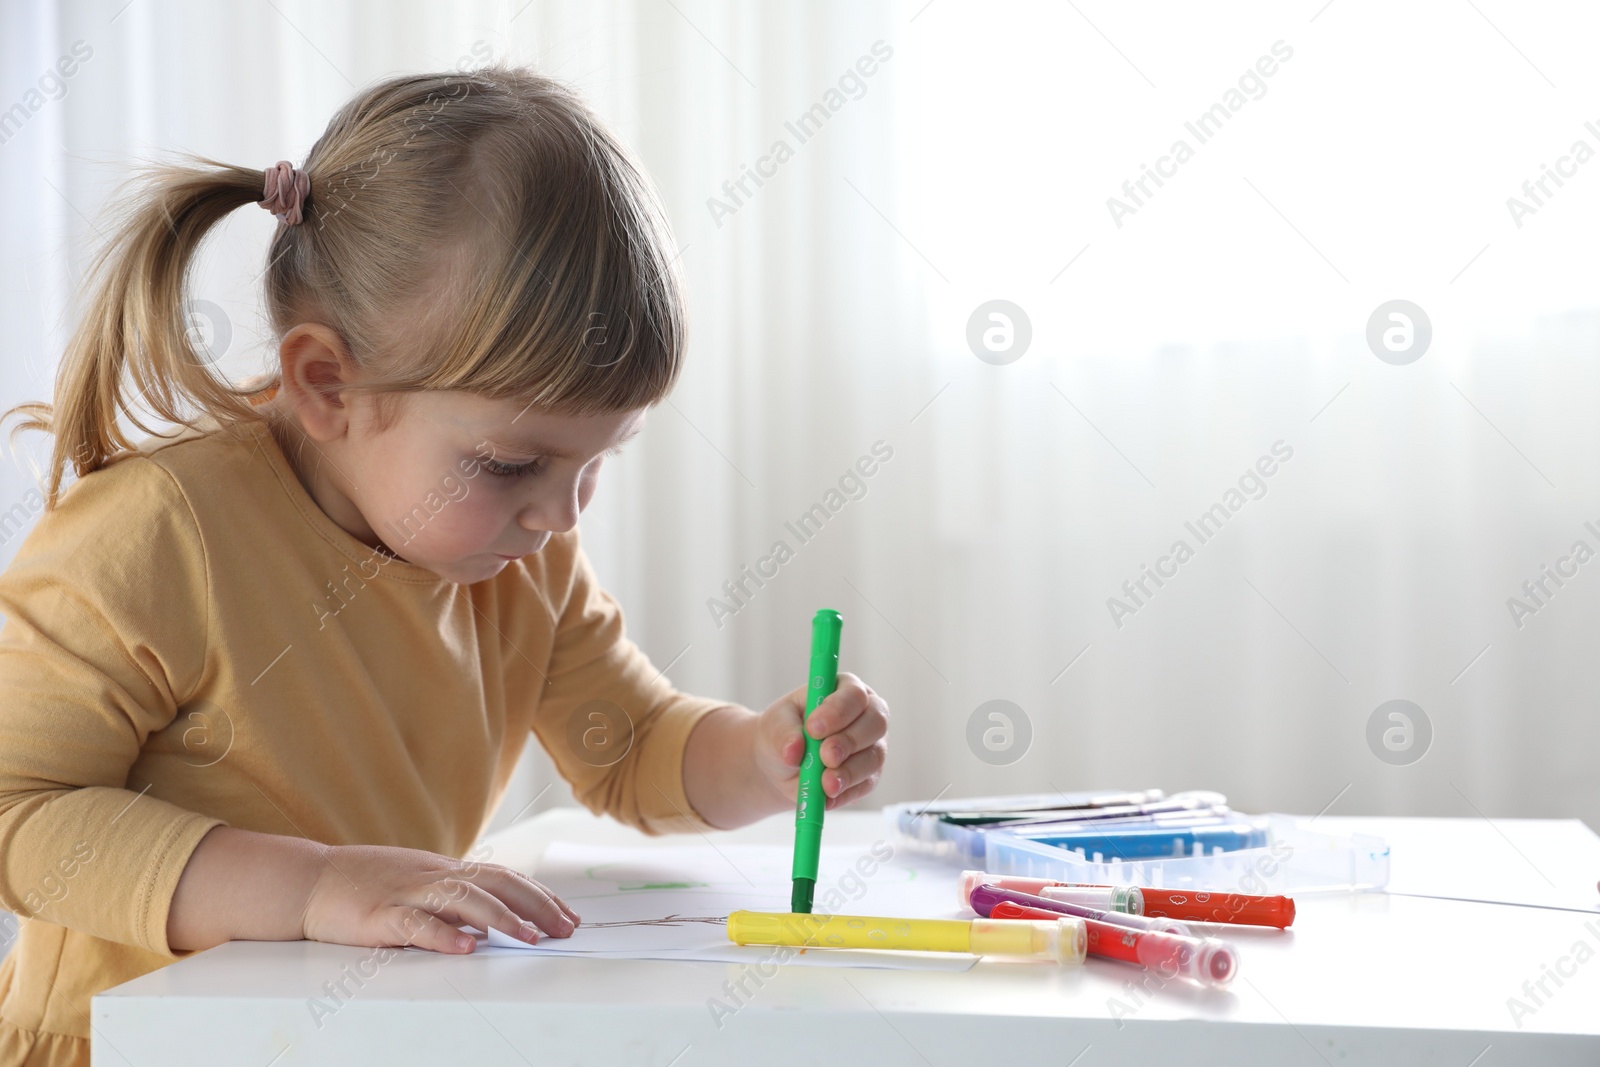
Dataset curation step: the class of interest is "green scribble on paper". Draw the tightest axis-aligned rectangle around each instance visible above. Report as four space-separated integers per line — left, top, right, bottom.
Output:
581 862 716 891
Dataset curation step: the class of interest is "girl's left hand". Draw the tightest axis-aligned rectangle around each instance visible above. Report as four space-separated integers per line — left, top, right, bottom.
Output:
755 672 888 810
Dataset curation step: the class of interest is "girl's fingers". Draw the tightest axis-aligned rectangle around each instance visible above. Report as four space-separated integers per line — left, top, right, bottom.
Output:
548 890 581 928
468 866 578 937
771 689 809 768
807 675 877 738
817 696 888 768
825 772 882 810
824 742 886 799
422 880 544 945
515 872 582 928
384 905 476 954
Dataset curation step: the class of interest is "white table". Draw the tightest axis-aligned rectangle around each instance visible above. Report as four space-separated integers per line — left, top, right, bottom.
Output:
94 809 1600 1065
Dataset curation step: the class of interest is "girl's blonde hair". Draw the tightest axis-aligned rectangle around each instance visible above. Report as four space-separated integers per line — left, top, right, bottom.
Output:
6 67 687 509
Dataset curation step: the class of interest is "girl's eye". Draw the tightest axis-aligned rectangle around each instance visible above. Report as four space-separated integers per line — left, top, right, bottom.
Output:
482 457 543 479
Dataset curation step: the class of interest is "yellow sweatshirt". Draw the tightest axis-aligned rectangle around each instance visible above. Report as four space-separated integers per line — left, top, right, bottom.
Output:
0 417 728 1066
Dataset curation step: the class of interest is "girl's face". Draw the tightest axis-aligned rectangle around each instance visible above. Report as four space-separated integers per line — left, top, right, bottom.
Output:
296 389 645 585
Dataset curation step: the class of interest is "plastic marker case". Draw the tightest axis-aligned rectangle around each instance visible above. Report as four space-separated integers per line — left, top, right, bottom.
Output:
887 790 1390 894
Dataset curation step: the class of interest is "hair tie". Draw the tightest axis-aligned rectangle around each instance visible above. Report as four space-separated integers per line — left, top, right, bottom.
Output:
260 161 310 226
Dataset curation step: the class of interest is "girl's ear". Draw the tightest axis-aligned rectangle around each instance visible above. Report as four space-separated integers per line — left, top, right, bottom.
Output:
278 324 358 442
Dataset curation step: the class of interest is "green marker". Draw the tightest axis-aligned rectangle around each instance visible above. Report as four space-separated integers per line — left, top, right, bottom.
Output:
791 608 842 914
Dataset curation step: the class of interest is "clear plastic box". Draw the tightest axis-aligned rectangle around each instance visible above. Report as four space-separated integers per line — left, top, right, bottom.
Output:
885 795 1390 894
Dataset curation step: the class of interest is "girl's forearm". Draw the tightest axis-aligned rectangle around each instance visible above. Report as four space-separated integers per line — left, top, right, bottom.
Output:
167 826 328 952
682 706 790 830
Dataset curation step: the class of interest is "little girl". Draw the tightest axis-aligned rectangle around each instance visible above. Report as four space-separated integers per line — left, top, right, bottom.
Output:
0 67 889 1066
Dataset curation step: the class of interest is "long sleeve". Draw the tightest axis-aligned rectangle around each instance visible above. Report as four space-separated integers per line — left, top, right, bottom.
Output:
528 530 734 835
0 456 223 956
0 418 750 1055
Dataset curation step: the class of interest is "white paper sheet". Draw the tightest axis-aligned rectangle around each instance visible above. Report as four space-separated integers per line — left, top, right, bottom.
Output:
481 841 976 970
1349 817 1600 912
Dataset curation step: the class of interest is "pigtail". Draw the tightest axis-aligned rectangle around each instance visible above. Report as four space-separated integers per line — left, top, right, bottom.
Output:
4 161 270 509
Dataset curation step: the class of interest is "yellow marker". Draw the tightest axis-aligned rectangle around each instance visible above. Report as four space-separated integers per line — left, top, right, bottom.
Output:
727 910 1086 964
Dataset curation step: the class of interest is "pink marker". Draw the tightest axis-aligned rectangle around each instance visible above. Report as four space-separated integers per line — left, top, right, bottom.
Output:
958 871 1142 914
969 884 1192 937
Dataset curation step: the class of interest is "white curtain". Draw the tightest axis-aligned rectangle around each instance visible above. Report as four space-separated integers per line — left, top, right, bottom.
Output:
2 0 1596 870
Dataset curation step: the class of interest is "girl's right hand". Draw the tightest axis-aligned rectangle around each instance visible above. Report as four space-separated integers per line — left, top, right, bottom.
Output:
299 842 581 953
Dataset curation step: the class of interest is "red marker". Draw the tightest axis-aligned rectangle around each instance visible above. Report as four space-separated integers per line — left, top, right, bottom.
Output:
991 900 1238 988
960 870 1293 928
1128 887 1293 929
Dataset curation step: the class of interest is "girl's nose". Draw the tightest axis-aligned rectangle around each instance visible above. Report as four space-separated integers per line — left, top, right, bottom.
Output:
519 483 580 534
